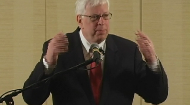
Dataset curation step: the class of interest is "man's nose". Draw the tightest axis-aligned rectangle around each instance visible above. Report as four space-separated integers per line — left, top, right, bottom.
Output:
97 17 104 25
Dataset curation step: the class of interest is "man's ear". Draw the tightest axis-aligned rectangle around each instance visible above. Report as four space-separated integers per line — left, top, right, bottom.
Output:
77 15 83 28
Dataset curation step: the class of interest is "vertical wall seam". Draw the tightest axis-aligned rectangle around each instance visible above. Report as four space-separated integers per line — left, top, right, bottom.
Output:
45 0 47 41
44 1 47 105
140 0 143 104
140 0 143 31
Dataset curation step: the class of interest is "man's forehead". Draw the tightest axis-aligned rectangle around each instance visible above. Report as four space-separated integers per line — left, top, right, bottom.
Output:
85 3 109 14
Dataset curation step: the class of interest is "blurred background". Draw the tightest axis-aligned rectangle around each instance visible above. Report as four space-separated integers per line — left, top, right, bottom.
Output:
0 0 189 105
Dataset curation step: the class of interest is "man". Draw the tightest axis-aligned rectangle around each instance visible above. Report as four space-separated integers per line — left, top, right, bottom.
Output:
22 0 168 105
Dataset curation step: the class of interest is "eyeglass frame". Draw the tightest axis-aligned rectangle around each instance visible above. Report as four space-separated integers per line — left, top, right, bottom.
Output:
80 13 112 21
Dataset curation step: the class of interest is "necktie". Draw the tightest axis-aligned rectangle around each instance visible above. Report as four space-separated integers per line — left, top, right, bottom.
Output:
90 62 102 105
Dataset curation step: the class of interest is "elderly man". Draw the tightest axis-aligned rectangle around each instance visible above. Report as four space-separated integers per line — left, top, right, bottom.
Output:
22 0 168 105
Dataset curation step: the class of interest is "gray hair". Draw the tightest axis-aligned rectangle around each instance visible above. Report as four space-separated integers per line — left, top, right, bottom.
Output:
75 0 110 15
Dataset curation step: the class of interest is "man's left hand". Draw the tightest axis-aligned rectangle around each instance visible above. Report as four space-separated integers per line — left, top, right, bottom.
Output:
135 30 157 64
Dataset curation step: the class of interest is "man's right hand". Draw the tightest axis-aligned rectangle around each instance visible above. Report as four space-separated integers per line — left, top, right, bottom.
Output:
45 32 69 66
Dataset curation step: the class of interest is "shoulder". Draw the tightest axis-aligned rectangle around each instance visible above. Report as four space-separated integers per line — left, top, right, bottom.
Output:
107 34 137 48
43 28 80 46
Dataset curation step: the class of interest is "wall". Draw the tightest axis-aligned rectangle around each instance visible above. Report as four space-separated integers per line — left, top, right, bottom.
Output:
0 0 189 105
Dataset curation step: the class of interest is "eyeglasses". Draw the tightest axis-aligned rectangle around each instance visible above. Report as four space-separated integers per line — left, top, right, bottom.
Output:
80 13 112 21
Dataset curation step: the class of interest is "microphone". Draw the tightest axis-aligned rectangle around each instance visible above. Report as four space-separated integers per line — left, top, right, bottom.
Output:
89 43 102 64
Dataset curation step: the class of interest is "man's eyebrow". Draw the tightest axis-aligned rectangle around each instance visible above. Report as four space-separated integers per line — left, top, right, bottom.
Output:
91 12 109 16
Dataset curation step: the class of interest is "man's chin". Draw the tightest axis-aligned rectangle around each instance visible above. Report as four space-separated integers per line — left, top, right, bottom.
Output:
96 34 108 42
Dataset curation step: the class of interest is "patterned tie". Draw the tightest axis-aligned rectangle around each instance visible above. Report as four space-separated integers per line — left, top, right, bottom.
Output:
90 62 102 105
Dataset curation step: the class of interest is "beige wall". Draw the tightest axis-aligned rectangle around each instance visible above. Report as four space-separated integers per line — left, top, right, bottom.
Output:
0 0 189 105
142 0 190 105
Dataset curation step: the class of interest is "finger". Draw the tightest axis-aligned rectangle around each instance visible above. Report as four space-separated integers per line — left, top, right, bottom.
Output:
55 45 68 49
57 32 65 36
56 49 68 53
52 36 69 44
136 36 151 45
56 37 69 44
54 35 65 40
55 40 69 44
54 44 68 49
55 46 68 52
54 32 67 39
137 42 152 51
135 31 147 41
136 30 151 40
136 38 148 45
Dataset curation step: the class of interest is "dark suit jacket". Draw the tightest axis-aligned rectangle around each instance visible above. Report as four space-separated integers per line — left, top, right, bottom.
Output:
22 28 168 105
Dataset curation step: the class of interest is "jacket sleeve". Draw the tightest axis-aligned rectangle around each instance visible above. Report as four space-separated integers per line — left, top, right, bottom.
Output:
22 41 52 105
134 46 168 104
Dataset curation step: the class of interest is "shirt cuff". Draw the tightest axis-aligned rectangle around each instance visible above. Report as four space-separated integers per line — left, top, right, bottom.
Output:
43 57 56 75
147 58 160 72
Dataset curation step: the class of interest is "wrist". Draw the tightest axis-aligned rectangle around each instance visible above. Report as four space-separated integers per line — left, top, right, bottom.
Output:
43 56 56 75
43 56 56 68
44 54 57 66
145 55 157 64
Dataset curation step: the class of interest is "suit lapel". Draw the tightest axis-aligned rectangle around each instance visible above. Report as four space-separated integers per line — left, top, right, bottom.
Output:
100 35 118 105
67 28 95 104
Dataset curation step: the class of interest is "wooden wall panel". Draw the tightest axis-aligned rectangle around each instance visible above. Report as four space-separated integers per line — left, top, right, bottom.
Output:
45 0 77 39
0 1 14 101
45 1 77 104
0 0 45 105
109 0 140 41
142 0 190 105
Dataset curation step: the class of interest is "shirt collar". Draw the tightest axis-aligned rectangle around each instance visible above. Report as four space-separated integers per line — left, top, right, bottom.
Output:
79 30 106 53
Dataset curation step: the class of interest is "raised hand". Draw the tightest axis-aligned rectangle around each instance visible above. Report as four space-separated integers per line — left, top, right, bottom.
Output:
135 30 157 64
45 32 69 66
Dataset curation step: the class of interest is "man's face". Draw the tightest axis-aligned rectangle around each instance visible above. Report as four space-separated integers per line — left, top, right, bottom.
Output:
77 3 110 44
